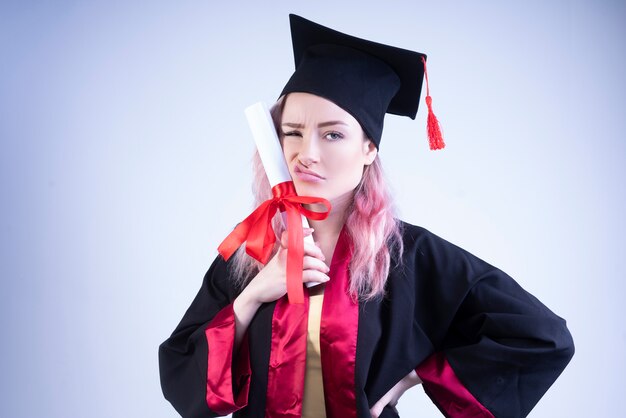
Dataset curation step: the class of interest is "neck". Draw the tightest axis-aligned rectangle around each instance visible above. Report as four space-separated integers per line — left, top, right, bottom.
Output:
306 191 352 244
305 195 350 264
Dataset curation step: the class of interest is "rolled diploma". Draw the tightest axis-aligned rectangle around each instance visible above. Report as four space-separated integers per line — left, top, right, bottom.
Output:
244 102 320 287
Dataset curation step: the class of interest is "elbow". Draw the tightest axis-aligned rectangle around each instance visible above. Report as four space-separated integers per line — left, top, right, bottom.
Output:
562 327 575 363
551 318 575 372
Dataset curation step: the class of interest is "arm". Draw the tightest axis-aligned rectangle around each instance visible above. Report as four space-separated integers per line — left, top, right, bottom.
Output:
390 224 574 418
412 231 575 418
232 228 329 351
158 256 251 418
159 230 329 418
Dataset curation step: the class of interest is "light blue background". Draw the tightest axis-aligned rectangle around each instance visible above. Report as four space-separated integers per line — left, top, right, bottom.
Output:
1 1 624 417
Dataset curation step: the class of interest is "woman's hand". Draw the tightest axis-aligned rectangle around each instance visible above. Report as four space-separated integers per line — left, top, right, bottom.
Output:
233 228 329 349
369 370 422 418
238 228 329 305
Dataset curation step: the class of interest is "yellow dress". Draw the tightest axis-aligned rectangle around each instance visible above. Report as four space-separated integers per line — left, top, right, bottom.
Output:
301 286 326 418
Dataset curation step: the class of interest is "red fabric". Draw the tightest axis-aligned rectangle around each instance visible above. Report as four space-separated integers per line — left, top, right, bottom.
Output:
204 303 251 415
217 181 331 304
416 352 493 418
264 227 358 418
320 228 358 418
265 293 309 417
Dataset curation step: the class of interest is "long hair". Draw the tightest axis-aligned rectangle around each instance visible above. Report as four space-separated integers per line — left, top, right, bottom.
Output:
231 97 403 300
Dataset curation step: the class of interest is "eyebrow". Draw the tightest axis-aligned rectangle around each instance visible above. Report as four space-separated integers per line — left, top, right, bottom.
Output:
281 120 349 129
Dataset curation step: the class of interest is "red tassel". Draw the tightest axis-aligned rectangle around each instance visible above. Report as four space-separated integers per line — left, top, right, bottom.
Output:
422 57 445 150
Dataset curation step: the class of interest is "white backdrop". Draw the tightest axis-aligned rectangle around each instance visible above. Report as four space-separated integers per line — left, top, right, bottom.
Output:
1 1 624 417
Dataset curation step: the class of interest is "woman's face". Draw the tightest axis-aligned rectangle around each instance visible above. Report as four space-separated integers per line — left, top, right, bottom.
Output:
280 93 377 203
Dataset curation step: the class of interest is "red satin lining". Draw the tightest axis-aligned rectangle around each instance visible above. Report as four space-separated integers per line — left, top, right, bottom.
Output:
265 227 357 418
416 352 494 418
204 303 251 415
265 295 309 417
320 228 358 418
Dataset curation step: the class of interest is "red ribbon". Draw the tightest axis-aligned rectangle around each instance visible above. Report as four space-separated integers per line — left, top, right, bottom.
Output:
218 181 331 304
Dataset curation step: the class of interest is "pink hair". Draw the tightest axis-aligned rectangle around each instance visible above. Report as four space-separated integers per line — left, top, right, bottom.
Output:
344 158 403 300
230 98 403 300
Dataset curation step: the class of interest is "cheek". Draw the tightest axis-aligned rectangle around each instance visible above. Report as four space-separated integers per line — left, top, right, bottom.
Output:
282 142 297 162
328 150 366 183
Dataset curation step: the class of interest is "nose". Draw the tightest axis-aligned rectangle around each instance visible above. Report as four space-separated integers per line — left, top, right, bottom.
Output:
297 134 320 167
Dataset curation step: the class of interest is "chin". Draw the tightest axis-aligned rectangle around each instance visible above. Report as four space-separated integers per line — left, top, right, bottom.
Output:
291 177 358 203
296 186 354 208
292 181 322 197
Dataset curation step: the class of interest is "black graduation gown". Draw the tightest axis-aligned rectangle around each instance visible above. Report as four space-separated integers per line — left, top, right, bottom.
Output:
158 221 574 418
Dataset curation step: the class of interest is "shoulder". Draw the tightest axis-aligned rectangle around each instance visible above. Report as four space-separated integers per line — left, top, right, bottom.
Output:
394 220 500 291
398 220 463 251
398 220 494 272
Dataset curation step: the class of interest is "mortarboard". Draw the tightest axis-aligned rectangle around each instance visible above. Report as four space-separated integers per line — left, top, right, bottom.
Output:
280 14 444 150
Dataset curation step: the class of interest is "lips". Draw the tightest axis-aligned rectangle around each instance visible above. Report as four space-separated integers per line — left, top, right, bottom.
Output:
294 165 325 182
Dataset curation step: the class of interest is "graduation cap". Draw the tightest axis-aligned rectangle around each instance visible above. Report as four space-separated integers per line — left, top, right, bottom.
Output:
280 14 444 150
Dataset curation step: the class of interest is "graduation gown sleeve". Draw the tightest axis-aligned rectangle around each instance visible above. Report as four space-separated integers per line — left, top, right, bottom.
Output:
405 224 575 418
158 256 251 418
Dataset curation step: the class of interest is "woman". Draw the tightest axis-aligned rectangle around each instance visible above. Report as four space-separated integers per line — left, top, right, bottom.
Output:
159 15 574 418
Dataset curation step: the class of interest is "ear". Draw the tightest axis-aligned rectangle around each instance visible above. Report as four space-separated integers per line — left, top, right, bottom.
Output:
362 139 378 166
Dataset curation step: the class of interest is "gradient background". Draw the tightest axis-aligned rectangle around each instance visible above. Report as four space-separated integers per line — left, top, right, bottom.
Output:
1 1 624 417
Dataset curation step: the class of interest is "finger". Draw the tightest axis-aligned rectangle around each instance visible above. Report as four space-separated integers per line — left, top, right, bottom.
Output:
369 402 383 418
278 236 325 261
303 255 330 273
302 270 330 283
370 392 393 418
303 240 326 261
279 228 315 249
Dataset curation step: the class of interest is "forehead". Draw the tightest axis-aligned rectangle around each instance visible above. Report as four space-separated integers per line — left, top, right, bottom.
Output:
282 93 359 126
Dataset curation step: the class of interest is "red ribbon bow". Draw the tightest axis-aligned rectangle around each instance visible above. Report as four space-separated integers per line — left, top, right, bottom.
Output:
218 181 331 304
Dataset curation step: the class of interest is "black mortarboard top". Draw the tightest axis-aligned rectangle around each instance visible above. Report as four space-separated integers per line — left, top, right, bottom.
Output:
280 14 444 150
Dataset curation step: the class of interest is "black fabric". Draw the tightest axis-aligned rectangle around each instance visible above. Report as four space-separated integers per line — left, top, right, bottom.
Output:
280 14 426 148
158 256 238 418
245 301 275 415
158 222 574 418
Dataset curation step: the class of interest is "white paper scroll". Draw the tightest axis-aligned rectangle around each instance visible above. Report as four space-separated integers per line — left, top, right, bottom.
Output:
244 102 320 287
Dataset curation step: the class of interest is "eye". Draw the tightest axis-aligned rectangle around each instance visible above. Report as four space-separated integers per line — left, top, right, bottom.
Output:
324 131 344 141
282 130 302 138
